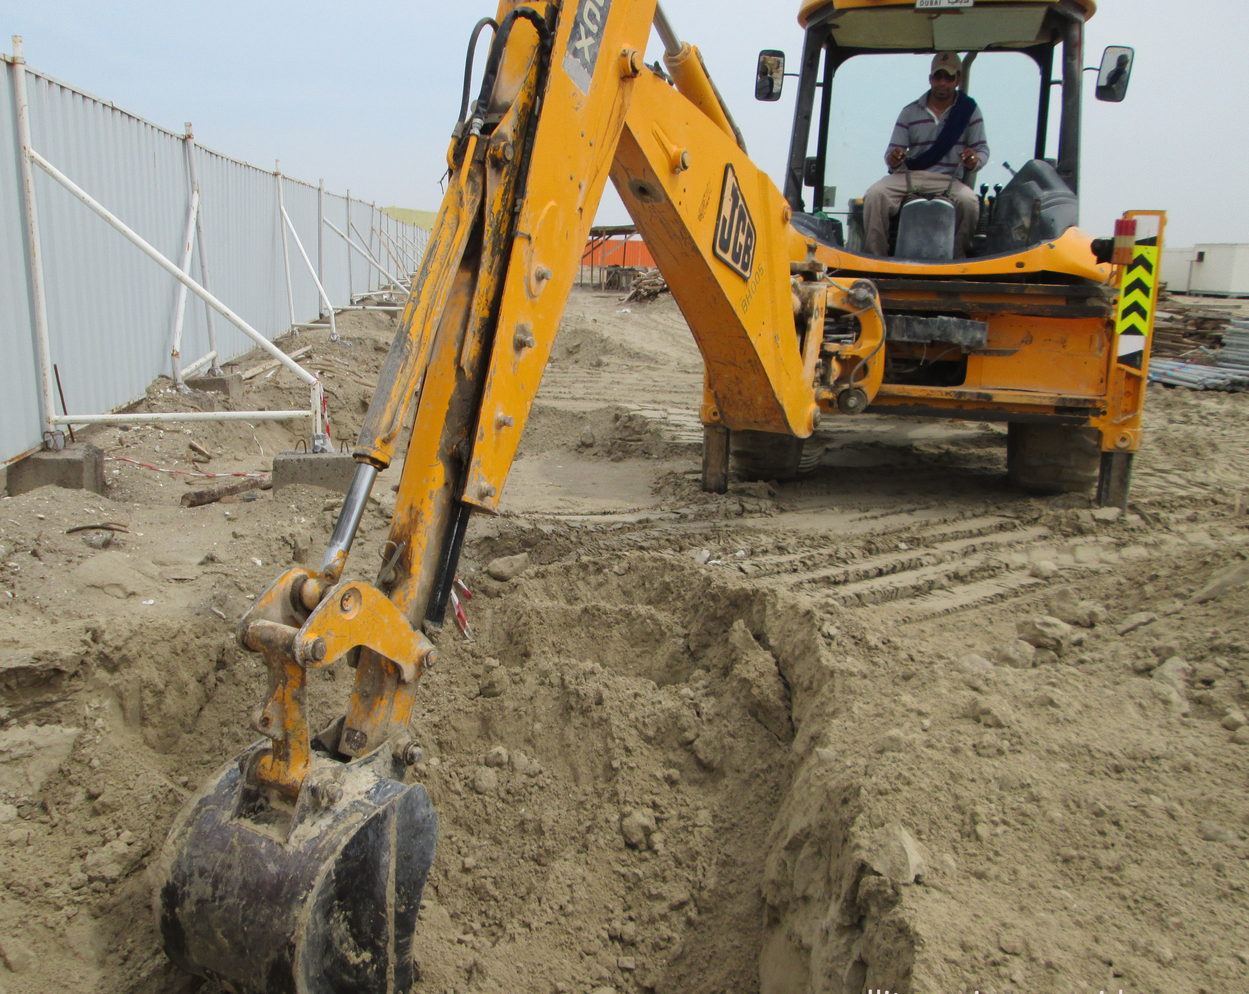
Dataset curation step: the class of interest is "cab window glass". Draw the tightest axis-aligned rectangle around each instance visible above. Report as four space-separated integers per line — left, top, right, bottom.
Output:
818 51 1044 216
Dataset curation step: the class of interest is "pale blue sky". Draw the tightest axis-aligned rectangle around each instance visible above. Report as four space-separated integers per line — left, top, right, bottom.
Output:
5 1 1244 247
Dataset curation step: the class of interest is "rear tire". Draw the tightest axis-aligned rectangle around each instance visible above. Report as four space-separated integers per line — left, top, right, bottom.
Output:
1007 423 1101 494
731 430 826 481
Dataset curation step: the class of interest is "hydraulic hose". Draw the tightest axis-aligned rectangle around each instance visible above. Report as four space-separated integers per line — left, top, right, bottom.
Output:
466 7 554 137
457 17 499 125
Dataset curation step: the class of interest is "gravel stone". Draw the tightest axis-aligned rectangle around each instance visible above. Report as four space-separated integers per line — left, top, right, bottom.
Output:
996 640 1036 669
484 746 509 768
486 552 530 581
1016 615 1073 653
1191 562 1249 604
1046 588 1082 624
866 822 926 884
620 807 656 850
0 938 32 973
473 768 499 794
1152 656 1192 694
1075 600 1109 627
1193 663 1221 685
954 654 993 675
1221 711 1247 731
479 662 510 699
1199 820 1237 844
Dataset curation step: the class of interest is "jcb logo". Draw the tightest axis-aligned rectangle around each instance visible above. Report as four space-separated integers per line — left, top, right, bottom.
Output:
563 0 613 94
714 164 756 281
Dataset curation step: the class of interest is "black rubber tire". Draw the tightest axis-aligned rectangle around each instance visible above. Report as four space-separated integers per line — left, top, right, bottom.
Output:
1007 423 1101 494
730 430 826 481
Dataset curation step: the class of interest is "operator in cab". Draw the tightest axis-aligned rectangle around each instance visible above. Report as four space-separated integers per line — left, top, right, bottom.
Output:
862 52 989 258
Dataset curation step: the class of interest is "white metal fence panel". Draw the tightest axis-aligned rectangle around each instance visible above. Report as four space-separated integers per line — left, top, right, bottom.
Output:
322 190 352 306
1 48 424 465
0 63 42 464
190 147 287 369
26 70 198 426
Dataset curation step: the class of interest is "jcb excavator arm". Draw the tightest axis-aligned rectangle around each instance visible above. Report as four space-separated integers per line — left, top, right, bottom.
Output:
154 4 883 992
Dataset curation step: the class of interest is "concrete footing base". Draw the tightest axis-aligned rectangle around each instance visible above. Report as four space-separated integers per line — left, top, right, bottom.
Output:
185 372 242 402
272 451 356 493
7 443 106 497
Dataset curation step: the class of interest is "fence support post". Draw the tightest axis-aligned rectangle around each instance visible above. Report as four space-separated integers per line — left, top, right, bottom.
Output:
276 161 295 332
281 203 338 342
329 218 405 290
10 36 58 445
317 179 326 318
184 124 220 375
169 185 200 388
346 191 353 300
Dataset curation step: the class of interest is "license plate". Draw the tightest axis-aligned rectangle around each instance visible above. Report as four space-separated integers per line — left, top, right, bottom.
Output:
916 0 974 8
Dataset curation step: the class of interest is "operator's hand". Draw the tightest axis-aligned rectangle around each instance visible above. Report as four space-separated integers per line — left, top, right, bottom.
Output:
886 147 907 170
960 148 980 171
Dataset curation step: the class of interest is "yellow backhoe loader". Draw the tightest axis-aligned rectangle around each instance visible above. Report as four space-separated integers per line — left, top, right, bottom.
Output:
153 2 1163 991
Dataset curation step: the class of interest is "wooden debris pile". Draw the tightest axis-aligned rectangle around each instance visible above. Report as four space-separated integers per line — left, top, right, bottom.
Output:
1151 292 1244 360
593 265 645 292
622 268 670 303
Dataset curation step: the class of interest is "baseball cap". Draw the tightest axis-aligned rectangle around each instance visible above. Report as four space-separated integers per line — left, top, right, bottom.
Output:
931 51 963 76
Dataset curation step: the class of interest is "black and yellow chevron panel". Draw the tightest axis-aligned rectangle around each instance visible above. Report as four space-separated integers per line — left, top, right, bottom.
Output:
1114 237 1159 370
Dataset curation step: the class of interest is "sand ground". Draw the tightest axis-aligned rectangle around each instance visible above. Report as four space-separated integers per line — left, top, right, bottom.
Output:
0 288 1246 994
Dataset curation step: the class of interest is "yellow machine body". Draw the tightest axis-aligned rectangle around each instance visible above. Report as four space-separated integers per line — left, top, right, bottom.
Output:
155 3 1160 991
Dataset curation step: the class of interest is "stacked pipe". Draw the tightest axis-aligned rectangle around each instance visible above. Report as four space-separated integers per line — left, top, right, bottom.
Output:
1215 319 1249 373
1149 358 1249 392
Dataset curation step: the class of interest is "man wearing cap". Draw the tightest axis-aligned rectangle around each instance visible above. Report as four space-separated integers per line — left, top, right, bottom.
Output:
862 51 990 258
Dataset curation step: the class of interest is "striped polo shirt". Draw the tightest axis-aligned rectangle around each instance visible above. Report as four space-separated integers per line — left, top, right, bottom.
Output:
887 93 990 178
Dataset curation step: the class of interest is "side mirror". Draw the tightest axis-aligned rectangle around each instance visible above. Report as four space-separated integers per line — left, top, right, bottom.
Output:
1095 46 1134 102
756 49 785 101
803 156 820 188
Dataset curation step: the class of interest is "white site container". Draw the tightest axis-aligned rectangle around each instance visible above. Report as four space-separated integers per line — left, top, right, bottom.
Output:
1187 244 1249 298
1160 247 1198 292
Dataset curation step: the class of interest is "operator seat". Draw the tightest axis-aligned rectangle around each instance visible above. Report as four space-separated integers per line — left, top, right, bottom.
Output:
893 195 956 260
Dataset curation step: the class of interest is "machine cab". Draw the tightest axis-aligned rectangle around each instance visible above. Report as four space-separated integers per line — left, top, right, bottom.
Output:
761 0 1131 263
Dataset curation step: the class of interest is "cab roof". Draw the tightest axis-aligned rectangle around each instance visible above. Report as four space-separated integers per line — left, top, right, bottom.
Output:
799 1 1097 43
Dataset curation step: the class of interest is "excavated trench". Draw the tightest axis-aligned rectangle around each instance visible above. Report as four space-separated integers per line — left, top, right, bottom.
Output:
4 547 921 994
359 552 920 994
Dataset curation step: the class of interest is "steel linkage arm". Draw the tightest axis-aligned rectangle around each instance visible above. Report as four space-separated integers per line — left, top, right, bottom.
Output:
234 0 883 795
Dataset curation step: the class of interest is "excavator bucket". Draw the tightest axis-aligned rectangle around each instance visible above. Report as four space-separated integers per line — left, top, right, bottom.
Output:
153 730 437 994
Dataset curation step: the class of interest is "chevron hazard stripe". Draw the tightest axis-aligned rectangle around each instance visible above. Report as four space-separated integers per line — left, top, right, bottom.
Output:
1115 238 1160 370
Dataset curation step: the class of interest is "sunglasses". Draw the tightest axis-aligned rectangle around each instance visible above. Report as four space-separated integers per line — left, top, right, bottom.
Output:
931 71 958 81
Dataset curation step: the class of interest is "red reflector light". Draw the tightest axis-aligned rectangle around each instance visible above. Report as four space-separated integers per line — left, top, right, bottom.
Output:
1112 218 1137 266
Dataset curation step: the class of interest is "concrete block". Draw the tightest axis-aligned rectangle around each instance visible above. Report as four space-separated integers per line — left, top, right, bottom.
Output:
185 372 242 402
272 451 357 493
7 443 105 497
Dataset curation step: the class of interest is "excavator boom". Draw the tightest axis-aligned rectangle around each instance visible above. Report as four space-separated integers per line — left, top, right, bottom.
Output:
147 4 942 993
